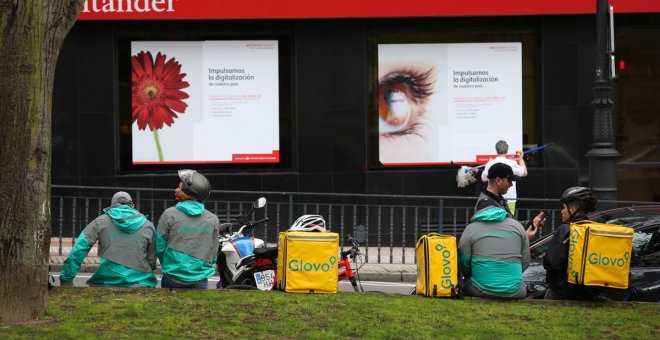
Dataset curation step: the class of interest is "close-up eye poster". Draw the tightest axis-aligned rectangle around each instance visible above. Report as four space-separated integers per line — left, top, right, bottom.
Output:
378 42 522 166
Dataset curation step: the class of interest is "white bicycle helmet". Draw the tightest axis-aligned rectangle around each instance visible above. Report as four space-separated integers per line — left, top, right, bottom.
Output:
290 215 327 232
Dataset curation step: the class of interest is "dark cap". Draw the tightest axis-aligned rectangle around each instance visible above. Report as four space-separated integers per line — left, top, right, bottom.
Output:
487 163 520 181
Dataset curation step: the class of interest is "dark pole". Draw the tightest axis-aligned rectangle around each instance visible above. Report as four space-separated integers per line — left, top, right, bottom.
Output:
586 0 619 207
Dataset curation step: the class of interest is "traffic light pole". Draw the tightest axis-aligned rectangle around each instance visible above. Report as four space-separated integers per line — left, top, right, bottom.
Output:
586 0 619 206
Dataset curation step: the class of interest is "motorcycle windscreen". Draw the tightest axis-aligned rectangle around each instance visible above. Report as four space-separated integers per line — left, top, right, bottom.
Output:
230 237 256 258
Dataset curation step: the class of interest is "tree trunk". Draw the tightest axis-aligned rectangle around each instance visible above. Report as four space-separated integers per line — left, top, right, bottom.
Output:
0 0 85 323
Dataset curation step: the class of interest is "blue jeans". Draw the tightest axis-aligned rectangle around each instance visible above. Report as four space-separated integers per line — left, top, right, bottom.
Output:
161 274 208 289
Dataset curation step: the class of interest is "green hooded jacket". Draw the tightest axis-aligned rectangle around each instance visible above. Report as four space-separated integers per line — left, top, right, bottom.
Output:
458 207 530 295
60 204 157 287
156 201 220 283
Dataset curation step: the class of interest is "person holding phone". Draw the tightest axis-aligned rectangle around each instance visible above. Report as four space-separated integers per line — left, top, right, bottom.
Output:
474 162 546 241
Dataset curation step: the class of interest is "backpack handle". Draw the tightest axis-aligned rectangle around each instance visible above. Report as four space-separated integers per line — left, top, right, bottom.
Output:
571 220 596 225
416 232 450 247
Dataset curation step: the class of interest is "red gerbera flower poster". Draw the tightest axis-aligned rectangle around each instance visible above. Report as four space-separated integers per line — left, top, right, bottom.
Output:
129 40 281 165
131 50 190 161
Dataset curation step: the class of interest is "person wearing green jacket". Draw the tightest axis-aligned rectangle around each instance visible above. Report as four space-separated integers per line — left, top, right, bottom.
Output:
157 169 220 289
60 191 157 287
458 206 531 299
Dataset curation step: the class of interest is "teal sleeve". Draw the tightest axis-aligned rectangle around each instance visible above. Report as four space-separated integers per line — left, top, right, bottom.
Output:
458 250 472 277
156 214 170 264
60 233 93 282
457 232 472 276
156 232 168 264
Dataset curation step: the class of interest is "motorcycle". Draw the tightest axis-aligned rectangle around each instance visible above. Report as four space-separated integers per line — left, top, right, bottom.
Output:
216 197 278 290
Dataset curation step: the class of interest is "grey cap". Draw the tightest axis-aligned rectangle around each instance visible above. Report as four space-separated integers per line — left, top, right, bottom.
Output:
111 191 133 205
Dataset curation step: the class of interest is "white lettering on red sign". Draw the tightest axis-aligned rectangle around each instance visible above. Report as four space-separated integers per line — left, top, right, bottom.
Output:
82 0 174 13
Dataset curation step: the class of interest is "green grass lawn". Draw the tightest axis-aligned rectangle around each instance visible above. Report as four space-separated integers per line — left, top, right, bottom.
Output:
1 288 658 339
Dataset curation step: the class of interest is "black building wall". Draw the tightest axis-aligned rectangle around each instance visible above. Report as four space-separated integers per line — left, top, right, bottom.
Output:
540 17 596 198
51 15 615 200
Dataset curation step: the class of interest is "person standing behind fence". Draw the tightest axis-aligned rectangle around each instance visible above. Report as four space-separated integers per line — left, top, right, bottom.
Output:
157 169 220 289
60 191 157 287
481 140 527 216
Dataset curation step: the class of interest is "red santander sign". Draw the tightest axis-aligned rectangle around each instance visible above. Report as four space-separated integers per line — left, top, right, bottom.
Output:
78 0 660 20
82 0 174 15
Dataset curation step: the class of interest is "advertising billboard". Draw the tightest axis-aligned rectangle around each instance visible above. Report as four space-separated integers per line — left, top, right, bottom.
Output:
378 42 523 166
129 40 280 165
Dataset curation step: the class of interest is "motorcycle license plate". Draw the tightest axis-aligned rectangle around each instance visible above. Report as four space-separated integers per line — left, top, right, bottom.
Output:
254 270 275 291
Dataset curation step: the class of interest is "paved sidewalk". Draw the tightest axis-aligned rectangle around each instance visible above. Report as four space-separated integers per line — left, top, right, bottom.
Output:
50 238 417 283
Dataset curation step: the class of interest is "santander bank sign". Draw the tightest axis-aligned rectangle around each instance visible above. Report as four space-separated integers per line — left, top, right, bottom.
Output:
82 0 174 13
77 0 660 21
78 0 180 20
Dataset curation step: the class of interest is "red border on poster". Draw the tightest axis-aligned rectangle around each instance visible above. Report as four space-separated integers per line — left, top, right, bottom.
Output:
78 0 660 21
133 150 280 165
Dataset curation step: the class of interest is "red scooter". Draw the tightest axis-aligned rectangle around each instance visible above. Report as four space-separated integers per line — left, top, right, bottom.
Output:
337 225 367 292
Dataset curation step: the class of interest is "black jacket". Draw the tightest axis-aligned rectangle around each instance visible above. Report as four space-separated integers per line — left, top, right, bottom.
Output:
543 214 600 300
474 189 531 227
474 189 513 215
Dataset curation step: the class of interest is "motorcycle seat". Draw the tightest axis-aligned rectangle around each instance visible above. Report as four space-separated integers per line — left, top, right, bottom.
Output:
254 247 278 259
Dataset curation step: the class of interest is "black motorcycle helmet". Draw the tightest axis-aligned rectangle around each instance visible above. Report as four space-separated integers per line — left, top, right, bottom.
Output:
178 169 211 202
560 186 598 214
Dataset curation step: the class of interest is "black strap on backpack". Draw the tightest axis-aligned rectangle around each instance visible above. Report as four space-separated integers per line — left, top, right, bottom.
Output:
48 265 55 289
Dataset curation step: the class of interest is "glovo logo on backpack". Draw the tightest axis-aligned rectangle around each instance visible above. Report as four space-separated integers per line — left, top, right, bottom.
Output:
566 228 580 280
435 243 454 290
288 256 337 272
587 251 630 268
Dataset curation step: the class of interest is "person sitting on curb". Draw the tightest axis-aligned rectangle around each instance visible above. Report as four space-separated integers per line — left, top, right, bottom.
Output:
474 162 545 241
157 169 220 289
60 191 157 287
458 206 531 299
543 186 601 300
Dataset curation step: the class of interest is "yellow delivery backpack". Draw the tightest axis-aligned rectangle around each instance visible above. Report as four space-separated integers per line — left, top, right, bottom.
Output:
416 233 460 298
566 220 634 289
277 231 339 293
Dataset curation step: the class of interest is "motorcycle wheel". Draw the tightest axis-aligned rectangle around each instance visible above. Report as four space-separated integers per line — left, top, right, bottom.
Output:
226 284 258 290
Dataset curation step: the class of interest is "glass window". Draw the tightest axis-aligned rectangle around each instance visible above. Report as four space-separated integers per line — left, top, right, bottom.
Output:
614 28 660 202
368 30 539 167
632 226 660 267
615 29 660 164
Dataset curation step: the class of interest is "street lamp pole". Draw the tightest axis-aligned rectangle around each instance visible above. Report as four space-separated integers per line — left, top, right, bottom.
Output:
586 0 619 205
